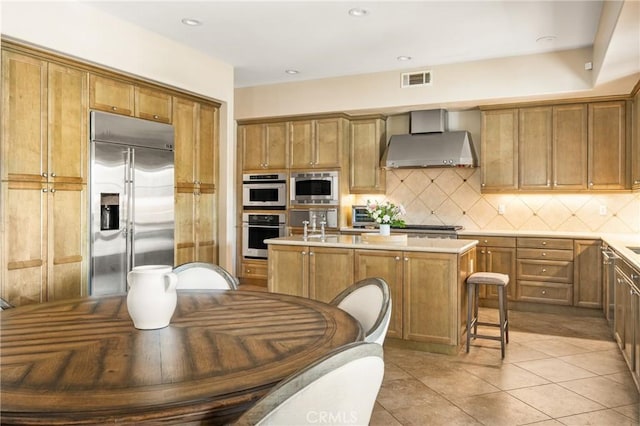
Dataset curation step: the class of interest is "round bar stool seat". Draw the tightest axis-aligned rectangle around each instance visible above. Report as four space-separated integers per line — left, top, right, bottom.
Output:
466 272 510 358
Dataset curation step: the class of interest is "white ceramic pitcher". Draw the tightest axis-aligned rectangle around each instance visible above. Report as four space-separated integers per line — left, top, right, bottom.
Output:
126 265 178 330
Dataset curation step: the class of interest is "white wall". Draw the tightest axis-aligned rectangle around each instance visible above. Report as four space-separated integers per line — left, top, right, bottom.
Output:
2 1 237 270
234 47 623 120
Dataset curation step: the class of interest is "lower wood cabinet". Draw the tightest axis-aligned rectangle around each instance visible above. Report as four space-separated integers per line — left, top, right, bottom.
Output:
465 235 516 300
1 181 87 306
268 245 354 303
175 185 217 266
270 244 475 350
573 240 602 308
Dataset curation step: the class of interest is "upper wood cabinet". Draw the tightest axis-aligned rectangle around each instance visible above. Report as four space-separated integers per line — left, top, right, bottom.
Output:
240 122 288 171
289 118 345 169
481 99 628 192
480 109 518 191
89 74 134 116
90 75 172 124
174 97 218 186
588 101 627 190
553 104 588 190
1 51 89 184
519 107 552 190
135 86 172 123
349 117 386 193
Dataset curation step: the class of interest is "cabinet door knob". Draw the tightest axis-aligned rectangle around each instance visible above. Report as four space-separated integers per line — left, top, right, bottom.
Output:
309 251 314 256
111 106 117 111
542 241 547 245
301 251 306 256
51 172 56 177
589 182 594 187
42 172 47 178
481 183 486 187
153 115 159 119
42 188 48 193
50 188 56 193
481 250 485 254
542 252 546 256
395 256 400 261
542 268 547 273
404 257 408 262
542 290 547 295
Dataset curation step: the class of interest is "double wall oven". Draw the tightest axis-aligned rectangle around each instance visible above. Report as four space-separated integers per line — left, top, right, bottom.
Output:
242 173 287 259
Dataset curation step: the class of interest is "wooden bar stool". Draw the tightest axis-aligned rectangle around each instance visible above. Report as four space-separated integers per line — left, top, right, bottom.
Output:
466 272 509 358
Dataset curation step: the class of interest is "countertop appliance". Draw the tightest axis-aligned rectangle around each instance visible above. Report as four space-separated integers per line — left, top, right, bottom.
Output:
351 205 375 227
381 109 477 169
242 213 286 259
242 173 287 210
290 171 339 206
90 111 175 296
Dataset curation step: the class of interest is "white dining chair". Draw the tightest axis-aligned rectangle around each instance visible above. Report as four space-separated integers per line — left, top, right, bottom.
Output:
173 262 239 290
330 277 392 345
234 342 384 426
0 297 14 311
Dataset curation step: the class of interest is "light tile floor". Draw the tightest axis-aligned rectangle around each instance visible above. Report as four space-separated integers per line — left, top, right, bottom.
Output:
372 308 640 426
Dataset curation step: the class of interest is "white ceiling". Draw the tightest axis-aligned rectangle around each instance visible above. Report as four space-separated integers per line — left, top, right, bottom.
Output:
86 1 605 88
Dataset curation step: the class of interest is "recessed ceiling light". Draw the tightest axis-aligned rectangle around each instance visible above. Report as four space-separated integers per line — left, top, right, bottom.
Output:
181 18 202 26
536 35 557 44
397 56 412 61
285 69 300 75
348 8 369 17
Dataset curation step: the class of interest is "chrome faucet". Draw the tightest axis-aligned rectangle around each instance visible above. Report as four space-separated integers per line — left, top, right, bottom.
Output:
302 220 309 238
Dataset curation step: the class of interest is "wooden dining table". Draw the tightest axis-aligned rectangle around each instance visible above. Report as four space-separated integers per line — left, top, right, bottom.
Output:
0 290 363 425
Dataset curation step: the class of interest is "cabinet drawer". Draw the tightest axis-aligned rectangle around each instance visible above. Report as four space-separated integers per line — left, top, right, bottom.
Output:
241 260 267 279
518 248 573 261
465 235 516 248
517 259 573 283
517 237 573 250
518 281 573 305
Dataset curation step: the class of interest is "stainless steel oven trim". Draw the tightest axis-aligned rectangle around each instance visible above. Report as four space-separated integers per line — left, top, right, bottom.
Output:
242 180 287 210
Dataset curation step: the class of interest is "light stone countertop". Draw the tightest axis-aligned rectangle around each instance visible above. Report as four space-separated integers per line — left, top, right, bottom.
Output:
265 235 478 254
340 227 640 270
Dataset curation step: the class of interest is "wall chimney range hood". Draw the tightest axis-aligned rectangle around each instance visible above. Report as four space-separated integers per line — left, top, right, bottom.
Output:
381 109 478 169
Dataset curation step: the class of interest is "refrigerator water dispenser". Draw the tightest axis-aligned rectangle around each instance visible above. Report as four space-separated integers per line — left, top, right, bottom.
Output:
100 193 119 230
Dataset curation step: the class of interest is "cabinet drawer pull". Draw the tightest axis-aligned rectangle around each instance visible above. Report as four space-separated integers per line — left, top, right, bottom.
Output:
542 290 547 295
542 241 547 245
542 268 547 273
542 252 546 257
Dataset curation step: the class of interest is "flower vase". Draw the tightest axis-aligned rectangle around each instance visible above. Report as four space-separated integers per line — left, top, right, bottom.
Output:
379 224 391 236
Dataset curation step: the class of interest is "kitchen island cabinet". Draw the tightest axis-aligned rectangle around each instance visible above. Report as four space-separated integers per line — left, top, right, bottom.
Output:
267 235 477 353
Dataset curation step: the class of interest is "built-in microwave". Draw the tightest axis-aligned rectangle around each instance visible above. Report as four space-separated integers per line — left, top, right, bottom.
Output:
290 171 339 206
242 173 287 210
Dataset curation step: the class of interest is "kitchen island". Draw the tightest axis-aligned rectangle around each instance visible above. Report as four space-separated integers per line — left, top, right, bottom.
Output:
266 235 478 354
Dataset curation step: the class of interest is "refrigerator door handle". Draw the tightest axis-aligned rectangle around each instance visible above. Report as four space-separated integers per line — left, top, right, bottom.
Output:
125 148 134 274
129 148 136 268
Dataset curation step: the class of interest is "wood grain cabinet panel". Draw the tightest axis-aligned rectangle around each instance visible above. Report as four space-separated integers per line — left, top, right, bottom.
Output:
354 249 404 339
588 101 627 190
240 122 288 171
480 109 518 191
289 118 344 169
135 86 172 123
89 74 134 116
173 98 219 265
349 117 386 193
309 247 354 303
268 245 309 297
466 235 517 300
519 107 552 189
573 239 602 309
1 51 47 182
553 104 588 189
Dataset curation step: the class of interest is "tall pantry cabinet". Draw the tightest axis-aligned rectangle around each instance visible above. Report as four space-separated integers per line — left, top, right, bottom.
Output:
1 50 88 306
174 98 219 266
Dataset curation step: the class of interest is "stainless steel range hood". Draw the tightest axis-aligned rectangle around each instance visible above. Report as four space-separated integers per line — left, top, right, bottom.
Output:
381 109 478 169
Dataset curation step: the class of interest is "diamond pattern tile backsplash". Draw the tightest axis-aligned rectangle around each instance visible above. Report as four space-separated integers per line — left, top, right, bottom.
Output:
353 169 640 233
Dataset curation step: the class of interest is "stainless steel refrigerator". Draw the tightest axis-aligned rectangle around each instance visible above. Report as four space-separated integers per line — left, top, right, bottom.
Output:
90 111 175 296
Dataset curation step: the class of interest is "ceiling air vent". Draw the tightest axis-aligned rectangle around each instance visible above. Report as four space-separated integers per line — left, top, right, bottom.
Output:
401 70 432 88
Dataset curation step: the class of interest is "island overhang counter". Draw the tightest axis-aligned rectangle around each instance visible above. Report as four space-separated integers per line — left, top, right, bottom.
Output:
265 235 479 354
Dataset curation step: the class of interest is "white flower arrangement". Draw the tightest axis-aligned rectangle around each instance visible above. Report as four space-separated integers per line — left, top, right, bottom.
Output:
365 200 406 227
